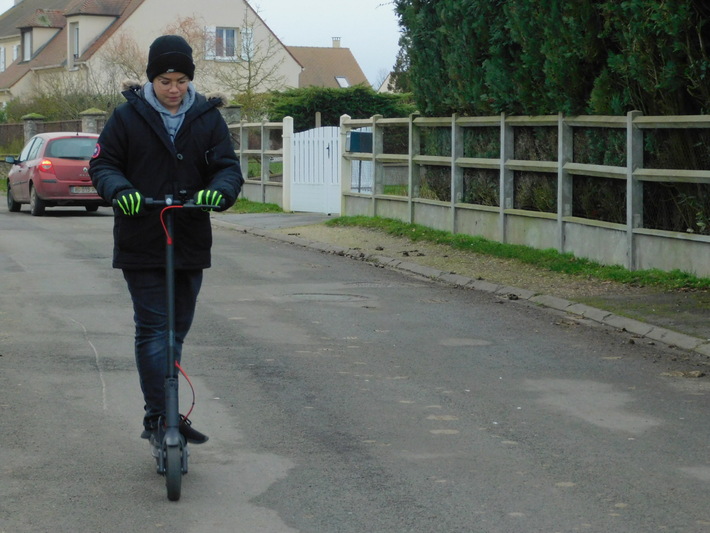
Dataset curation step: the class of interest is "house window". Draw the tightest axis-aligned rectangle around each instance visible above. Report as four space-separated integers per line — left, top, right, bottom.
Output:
70 22 80 60
205 26 252 61
0 47 5 72
335 76 350 88
13 44 19 61
215 27 236 59
22 30 31 61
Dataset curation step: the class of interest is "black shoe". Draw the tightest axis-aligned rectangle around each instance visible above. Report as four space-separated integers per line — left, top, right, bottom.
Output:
140 415 161 440
179 415 209 444
140 416 208 444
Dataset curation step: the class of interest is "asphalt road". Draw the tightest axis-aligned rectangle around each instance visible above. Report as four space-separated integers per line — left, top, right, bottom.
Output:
2 206 710 532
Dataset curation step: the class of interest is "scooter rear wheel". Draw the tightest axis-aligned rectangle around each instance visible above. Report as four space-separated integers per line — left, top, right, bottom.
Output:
165 445 182 501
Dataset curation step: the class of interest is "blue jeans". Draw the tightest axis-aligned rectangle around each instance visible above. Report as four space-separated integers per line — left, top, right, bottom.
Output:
122 268 203 429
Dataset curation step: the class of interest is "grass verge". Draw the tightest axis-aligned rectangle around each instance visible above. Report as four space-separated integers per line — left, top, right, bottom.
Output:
327 216 710 291
229 198 283 214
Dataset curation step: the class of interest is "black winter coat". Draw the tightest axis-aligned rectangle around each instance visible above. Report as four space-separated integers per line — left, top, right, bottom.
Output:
89 83 243 270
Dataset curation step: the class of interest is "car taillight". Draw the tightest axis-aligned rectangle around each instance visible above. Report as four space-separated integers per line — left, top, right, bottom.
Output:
39 159 54 173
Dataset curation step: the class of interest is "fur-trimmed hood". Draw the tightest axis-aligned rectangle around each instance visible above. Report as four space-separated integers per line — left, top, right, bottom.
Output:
120 79 228 107
204 91 229 107
122 78 141 92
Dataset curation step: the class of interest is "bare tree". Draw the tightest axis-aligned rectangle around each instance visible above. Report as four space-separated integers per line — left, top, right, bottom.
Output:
209 7 287 119
162 16 217 83
98 30 147 81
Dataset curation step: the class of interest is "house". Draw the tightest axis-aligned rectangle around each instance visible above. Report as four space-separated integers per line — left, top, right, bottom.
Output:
0 0 305 103
377 72 393 93
287 37 369 89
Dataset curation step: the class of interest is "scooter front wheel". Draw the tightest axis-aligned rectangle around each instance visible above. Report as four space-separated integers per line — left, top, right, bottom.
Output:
165 444 182 501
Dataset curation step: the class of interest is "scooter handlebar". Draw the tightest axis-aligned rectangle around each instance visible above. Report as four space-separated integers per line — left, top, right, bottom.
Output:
111 196 226 210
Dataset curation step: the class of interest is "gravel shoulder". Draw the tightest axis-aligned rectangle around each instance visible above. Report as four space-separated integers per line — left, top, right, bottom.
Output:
273 223 710 342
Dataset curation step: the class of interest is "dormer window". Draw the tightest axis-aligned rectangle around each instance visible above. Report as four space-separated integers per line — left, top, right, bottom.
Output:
72 22 79 56
69 21 79 65
22 30 31 61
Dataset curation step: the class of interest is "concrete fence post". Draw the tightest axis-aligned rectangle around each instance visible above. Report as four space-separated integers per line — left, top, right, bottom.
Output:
557 113 573 253
282 116 294 212
371 114 384 207
451 113 464 234
260 120 270 204
238 121 249 183
499 113 514 243
22 113 45 142
626 110 644 271
408 113 420 224
79 108 107 134
339 114 351 216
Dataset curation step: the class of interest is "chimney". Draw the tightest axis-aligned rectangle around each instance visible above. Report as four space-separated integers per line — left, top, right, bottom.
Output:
332 37 341 48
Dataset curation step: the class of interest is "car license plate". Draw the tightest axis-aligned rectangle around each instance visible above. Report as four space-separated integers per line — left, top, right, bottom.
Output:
71 186 96 194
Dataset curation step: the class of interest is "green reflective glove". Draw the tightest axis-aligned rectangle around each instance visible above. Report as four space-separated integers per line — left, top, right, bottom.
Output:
194 189 224 211
115 189 144 216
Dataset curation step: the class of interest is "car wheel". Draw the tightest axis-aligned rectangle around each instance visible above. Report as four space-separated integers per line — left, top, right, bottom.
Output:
6 180 21 212
85 205 99 212
29 185 46 216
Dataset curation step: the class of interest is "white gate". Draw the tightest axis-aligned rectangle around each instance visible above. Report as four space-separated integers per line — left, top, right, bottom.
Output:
290 126 341 214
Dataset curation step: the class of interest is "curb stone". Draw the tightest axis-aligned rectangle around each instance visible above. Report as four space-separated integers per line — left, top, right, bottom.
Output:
211 217 710 360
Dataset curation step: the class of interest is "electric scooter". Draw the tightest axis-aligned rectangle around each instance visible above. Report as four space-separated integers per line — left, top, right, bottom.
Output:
114 193 218 501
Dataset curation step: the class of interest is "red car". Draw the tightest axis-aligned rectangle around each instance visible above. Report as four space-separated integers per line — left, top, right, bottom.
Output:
5 132 108 216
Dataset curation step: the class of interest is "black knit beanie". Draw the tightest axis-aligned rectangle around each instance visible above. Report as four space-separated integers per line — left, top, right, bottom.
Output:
146 35 195 82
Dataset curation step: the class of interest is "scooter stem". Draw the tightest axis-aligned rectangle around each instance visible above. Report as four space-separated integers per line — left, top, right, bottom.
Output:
163 195 180 436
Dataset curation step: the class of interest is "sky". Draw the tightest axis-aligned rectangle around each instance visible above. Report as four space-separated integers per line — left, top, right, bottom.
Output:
254 1 402 87
0 0 402 88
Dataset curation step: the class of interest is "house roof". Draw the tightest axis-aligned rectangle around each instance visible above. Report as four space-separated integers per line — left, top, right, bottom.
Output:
287 45 368 88
0 0 73 37
65 0 129 17
0 0 143 93
18 9 66 29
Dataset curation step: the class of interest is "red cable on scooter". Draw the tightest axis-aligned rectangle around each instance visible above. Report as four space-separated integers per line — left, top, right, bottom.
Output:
175 361 196 420
159 204 197 419
159 205 183 244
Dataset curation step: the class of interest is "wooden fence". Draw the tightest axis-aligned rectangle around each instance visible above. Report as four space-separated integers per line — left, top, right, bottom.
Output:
230 120 285 207
340 112 710 277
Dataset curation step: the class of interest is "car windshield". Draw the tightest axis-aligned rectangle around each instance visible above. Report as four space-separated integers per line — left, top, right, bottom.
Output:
45 137 96 160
